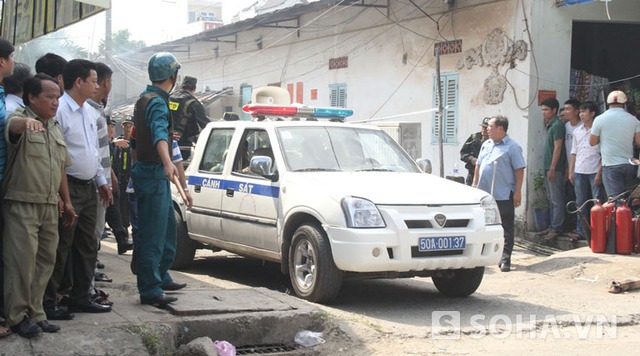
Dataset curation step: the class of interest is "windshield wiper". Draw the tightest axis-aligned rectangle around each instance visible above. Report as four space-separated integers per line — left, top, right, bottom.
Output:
356 168 394 172
293 168 341 172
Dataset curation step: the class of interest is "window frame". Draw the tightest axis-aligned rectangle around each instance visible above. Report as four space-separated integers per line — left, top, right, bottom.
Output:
431 72 459 144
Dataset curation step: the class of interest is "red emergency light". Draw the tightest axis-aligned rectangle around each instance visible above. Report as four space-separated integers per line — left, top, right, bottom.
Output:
242 104 353 119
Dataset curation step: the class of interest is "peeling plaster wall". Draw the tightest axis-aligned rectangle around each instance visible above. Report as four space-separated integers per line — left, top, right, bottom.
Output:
183 0 528 174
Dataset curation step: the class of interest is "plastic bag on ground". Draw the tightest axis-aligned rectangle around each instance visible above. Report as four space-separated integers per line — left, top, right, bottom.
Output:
294 330 325 348
213 340 236 356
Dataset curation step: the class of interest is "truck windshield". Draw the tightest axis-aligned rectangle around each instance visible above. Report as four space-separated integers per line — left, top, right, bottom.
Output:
276 126 420 173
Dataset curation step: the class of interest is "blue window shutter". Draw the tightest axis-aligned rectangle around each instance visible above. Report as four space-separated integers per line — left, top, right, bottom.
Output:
329 83 347 108
432 73 458 144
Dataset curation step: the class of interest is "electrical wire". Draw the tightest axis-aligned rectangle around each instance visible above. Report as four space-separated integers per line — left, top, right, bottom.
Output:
503 0 538 111
367 35 438 119
407 0 449 42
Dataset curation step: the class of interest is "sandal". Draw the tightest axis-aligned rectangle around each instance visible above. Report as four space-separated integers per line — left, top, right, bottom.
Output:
91 293 114 306
94 272 113 283
93 288 110 299
567 231 581 242
0 325 11 338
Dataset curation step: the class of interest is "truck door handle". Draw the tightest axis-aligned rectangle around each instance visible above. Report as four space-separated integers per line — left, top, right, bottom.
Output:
226 188 235 197
194 184 201 193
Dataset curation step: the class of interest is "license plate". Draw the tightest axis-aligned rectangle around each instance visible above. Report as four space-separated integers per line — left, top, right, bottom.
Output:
418 236 466 252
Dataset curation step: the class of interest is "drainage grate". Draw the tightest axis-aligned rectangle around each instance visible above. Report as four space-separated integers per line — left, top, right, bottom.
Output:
236 344 297 355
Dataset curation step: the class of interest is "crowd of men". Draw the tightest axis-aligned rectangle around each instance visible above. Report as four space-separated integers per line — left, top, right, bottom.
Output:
0 38 203 338
461 89 640 272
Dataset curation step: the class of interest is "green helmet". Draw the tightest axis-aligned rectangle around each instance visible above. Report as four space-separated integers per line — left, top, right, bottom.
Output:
148 52 181 82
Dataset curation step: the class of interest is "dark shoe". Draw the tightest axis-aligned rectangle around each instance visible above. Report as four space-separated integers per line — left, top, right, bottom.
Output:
162 282 187 291
94 272 113 283
96 260 105 269
37 320 60 333
10 317 42 338
130 249 137 275
68 300 112 313
118 242 134 255
141 294 177 308
45 306 74 320
499 262 511 272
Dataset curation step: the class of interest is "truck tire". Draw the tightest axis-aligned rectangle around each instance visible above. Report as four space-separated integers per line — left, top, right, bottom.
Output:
432 267 485 297
288 223 343 303
171 209 196 270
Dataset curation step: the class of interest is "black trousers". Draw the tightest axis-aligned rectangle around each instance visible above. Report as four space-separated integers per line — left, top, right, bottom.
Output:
106 188 129 245
117 174 131 229
45 180 98 306
497 193 515 264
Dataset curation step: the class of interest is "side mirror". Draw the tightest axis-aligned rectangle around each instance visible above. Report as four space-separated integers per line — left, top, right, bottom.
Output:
250 156 278 181
416 158 432 174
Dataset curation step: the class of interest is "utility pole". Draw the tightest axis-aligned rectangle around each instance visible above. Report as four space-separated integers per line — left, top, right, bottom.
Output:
435 47 444 178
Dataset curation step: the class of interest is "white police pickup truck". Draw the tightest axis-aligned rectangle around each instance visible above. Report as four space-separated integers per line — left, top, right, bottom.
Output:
171 103 504 303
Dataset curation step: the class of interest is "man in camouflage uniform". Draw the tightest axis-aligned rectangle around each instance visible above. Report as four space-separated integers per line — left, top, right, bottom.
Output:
460 117 490 185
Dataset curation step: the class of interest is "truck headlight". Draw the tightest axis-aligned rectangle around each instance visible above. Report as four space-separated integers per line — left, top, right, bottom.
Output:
342 196 386 228
481 195 502 225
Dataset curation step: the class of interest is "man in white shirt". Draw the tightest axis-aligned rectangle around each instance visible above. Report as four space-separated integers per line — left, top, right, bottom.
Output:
563 99 582 239
44 59 113 320
2 62 31 116
569 101 604 241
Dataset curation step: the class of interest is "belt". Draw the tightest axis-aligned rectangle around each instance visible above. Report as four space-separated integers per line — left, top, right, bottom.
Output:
67 175 94 185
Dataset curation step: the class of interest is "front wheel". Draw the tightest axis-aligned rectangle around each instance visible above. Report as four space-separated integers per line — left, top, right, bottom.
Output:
288 223 343 303
432 267 485 297
171 209 196 270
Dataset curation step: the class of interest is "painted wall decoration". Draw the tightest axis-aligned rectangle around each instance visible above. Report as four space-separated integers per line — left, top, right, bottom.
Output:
456 28 529 105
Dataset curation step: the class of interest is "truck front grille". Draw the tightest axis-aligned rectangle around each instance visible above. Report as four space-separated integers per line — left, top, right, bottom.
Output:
405 219 470 229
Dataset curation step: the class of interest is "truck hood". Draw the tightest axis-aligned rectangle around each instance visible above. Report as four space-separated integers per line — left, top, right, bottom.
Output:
282 172 488 205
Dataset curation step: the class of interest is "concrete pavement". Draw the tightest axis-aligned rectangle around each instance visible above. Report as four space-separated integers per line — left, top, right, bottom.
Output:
0 240 333 355
1 235 637 355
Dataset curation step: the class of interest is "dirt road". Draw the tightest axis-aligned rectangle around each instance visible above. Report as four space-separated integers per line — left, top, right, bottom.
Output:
183 246 640 355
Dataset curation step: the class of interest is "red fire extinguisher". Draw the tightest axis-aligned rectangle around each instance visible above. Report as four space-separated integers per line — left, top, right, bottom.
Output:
616 201 633 255
590 200 607 253
603 200 616 232
633 217 639 254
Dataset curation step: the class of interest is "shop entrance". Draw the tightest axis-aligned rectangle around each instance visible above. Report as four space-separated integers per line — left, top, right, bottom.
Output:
570 21 640 116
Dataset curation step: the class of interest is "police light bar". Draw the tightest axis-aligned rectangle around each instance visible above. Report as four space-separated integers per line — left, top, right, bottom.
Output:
242 104 353 119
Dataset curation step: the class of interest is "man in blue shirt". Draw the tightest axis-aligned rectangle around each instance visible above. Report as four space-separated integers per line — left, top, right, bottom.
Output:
473 116 525 272
132 52 191 307
590 90 640 199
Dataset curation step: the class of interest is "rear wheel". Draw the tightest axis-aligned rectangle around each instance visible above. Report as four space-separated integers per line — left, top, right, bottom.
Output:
432 267 485 297
171 209 196 270
288 223 343 303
